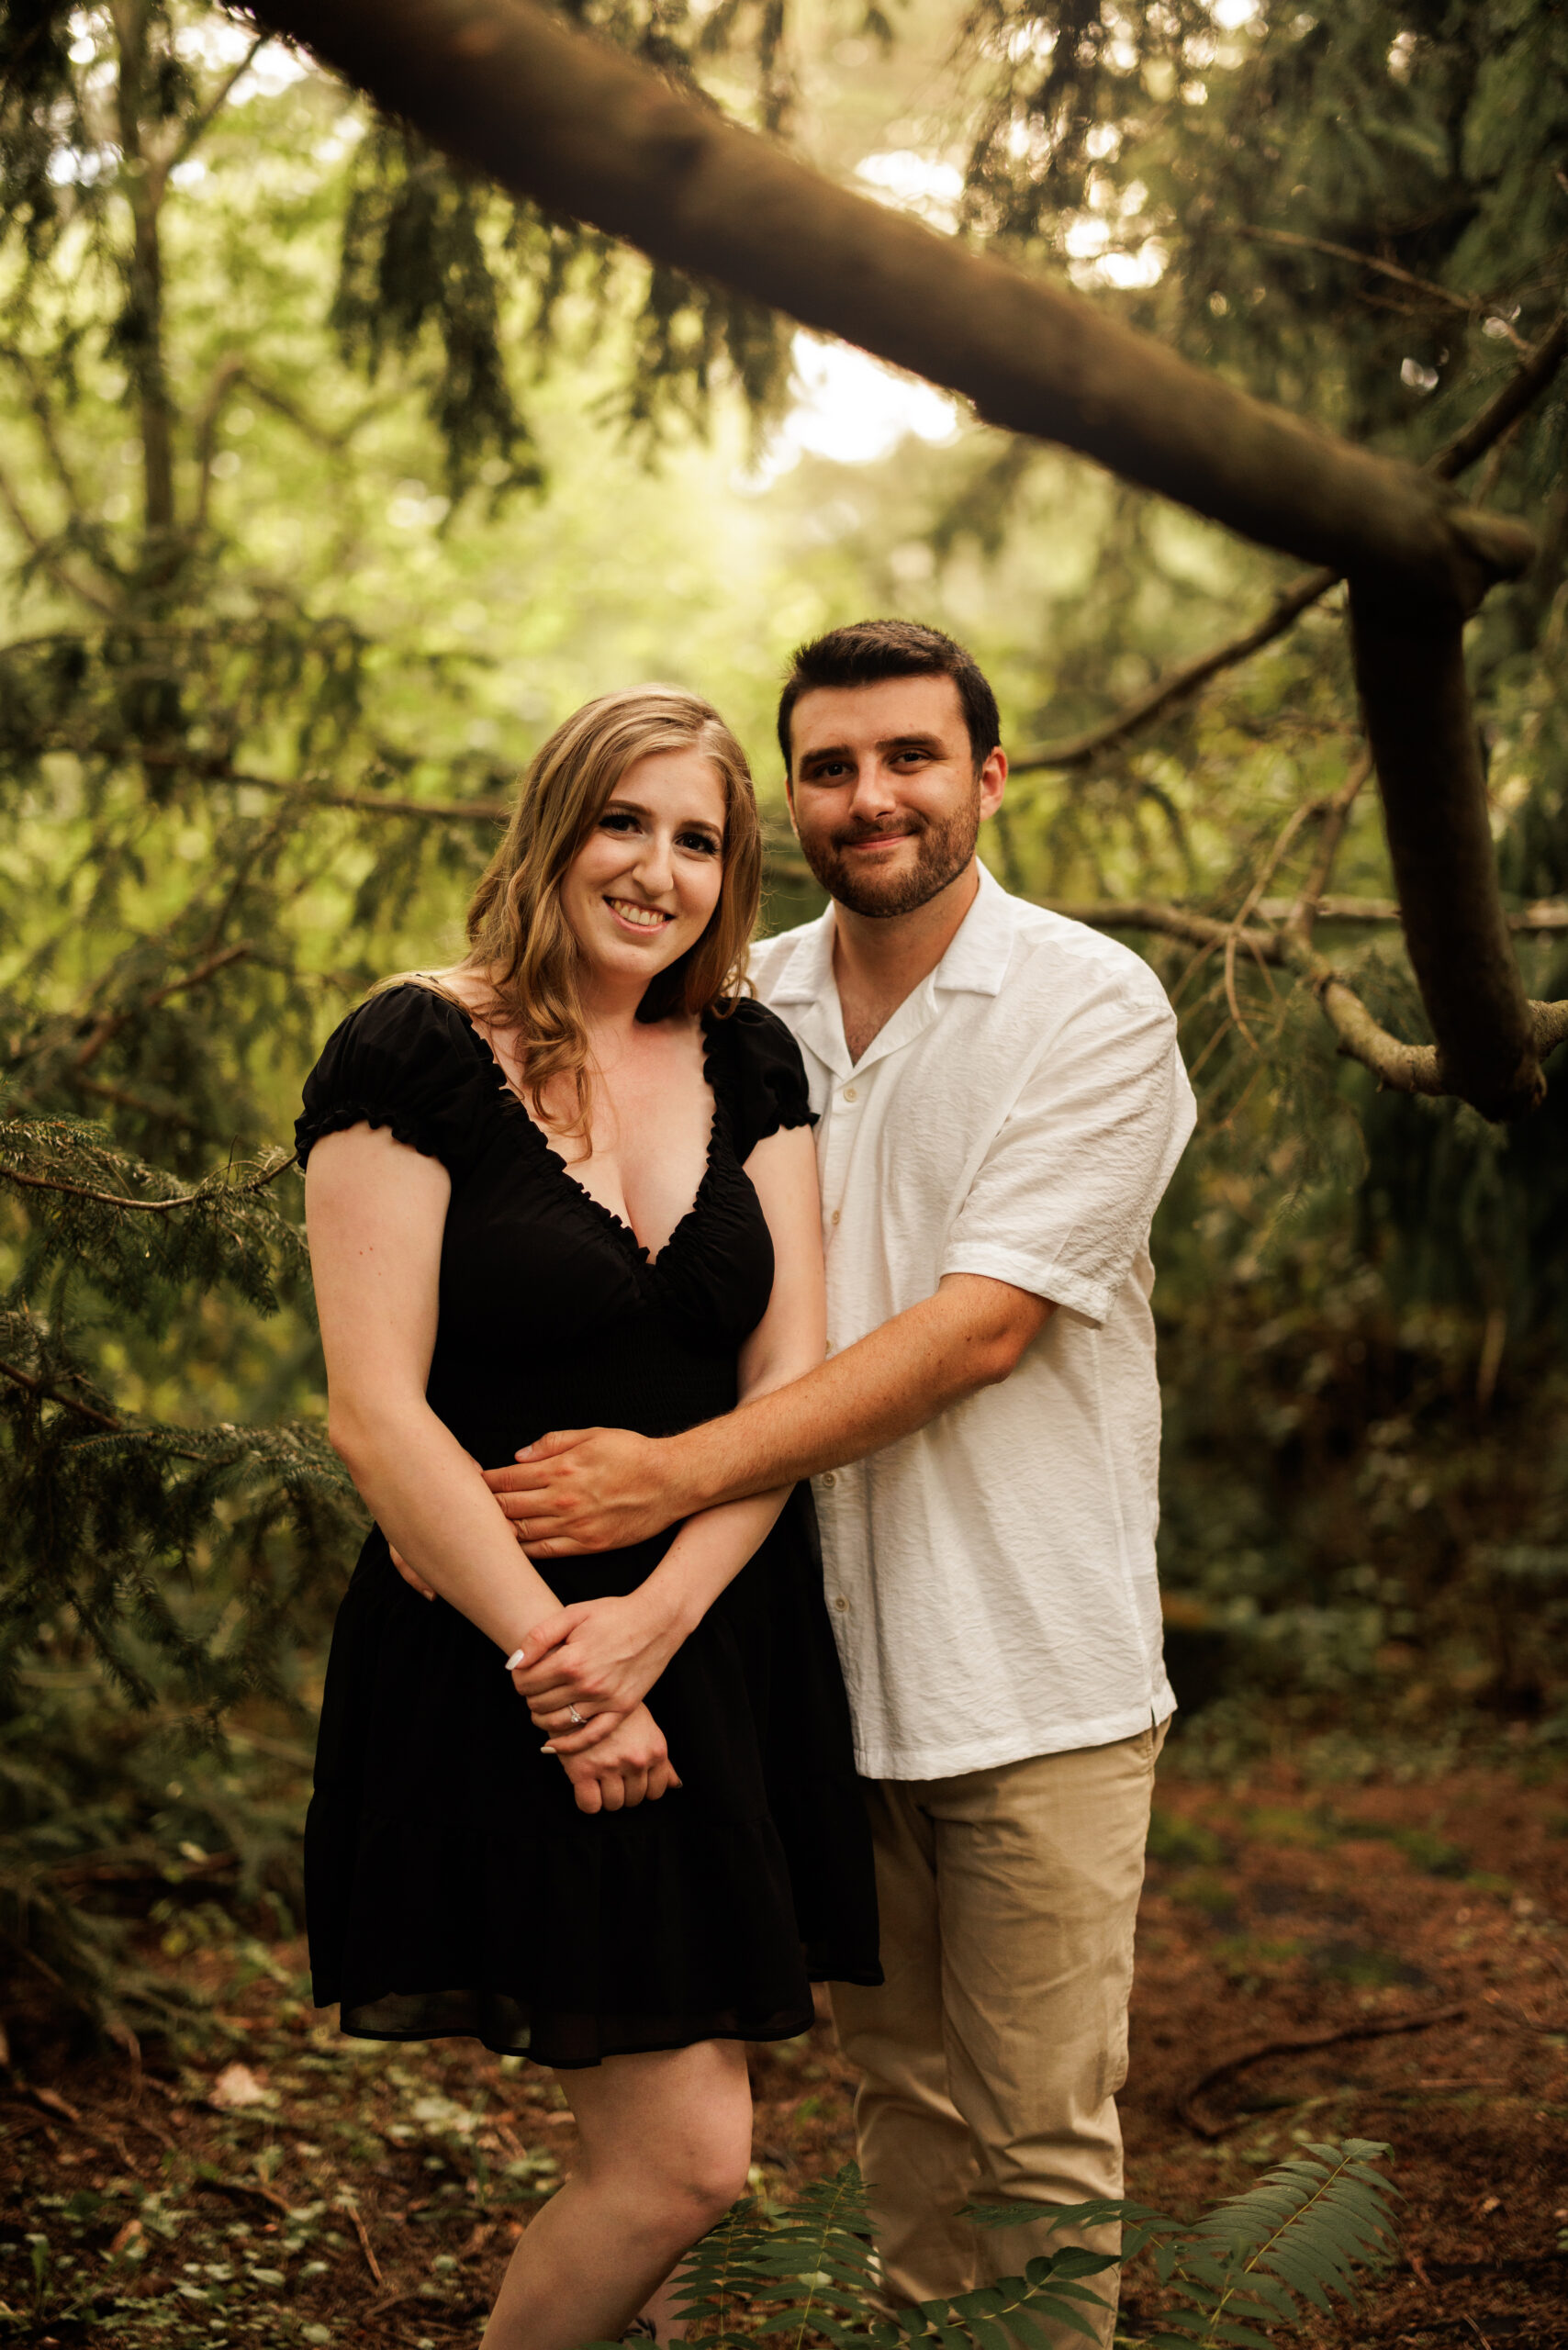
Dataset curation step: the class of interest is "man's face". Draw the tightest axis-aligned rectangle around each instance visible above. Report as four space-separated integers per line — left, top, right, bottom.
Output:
786 673 1006 919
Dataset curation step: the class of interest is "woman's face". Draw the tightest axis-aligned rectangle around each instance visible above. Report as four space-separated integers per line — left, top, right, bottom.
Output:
559 747 728 994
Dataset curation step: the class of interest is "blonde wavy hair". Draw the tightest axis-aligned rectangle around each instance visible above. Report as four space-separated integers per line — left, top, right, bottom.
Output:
454 686 761 1136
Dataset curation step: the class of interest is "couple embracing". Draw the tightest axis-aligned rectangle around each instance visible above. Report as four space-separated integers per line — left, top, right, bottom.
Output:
297 619 1195 2347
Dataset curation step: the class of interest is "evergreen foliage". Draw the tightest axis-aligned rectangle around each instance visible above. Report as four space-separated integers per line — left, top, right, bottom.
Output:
0 1104 355 2028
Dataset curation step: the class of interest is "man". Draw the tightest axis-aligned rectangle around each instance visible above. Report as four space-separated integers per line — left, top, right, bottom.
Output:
488 621 1194 2328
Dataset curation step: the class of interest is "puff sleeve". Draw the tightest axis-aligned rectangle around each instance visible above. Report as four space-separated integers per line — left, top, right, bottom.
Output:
295 985 498 1181
709 997 818 1164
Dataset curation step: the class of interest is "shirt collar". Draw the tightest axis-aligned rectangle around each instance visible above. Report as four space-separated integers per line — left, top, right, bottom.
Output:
756 904 836 1005
763 862 1018 1006
930 860 1018 998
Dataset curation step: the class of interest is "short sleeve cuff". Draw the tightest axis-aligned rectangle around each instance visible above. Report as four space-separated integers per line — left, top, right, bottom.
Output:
939 1242 1115 1326
296 986 500 1181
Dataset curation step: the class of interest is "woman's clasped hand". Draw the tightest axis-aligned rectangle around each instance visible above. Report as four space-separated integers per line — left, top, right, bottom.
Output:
505 1588 687 1754
540 1697 681 1814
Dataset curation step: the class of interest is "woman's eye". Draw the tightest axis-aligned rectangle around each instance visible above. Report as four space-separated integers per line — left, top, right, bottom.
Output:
679 833 721 856
599 811 640 832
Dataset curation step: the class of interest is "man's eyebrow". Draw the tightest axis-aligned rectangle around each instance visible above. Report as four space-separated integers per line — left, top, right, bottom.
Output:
796 732 946 772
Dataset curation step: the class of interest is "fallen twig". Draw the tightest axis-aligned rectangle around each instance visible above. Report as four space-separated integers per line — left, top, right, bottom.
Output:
1177 2003 1466 2138
196 2174 292 2216
340 2196 385 2286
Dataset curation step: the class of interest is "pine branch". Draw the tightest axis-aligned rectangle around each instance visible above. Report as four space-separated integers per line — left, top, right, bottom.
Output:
154 36 268 197
1223 782 1350 1044
1042 901 1286 962
18 360 90 515
1047 778 1568 1108
121 746 510 823
1229 228 1529 349
1010 567 1338 775
0 1358 121 1431
1053 895 1568 935
71 943 255 1072
1430 313 1568 483
1281 756 1373 956
0 455 119 618
0 1149 293 1216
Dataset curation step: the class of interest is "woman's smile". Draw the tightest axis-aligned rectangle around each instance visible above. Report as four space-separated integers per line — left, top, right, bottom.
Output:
604 894 674 934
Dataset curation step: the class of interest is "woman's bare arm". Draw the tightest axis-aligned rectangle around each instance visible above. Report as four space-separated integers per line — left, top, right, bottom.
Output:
508 1119 828 1747
305 1122 678 1809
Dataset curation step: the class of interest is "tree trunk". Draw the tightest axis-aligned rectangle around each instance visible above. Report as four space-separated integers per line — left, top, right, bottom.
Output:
111 1 176 545
247 0 1551 1117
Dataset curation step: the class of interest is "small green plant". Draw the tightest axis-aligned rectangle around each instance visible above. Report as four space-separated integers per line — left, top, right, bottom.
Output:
581 2136 1395 2347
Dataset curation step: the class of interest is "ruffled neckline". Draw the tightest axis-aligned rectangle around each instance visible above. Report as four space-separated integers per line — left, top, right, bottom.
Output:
400 982 732 1272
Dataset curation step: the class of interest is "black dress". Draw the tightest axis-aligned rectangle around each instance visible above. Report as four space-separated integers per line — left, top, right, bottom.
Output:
295 982 879 2068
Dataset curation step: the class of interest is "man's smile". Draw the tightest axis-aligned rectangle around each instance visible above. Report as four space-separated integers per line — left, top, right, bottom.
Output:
837 828 920 855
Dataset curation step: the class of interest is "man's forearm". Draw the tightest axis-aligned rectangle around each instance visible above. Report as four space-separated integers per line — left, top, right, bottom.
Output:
663 1277 1049 1513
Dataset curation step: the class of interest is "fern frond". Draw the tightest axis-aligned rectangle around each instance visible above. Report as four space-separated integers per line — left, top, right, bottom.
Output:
651 2142 1394 2347
1147 2138 1397 2349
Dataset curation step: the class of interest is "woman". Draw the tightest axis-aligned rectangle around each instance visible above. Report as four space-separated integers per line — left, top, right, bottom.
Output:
296 686 879 2348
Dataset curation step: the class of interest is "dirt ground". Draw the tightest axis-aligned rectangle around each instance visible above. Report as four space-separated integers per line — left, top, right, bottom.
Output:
2 1763 1564 2347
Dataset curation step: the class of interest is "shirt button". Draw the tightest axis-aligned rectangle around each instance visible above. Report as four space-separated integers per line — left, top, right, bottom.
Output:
831 1209 841 1225
843 1084 857 1102
834 1594 847 1611
820 1471 836 1486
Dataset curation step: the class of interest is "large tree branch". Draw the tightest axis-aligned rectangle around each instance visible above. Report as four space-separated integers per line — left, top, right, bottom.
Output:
239 0 1551 1114
1010 317 1568 777
1350 598 1538 1113
1042 900 1286 960
1305 979 1568 1099
247 0 1529 609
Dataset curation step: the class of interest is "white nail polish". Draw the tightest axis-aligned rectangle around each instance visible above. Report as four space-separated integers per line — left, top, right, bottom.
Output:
503 1648 526 1671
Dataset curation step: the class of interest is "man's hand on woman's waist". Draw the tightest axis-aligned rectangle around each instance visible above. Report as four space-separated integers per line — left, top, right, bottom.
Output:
480 1272 1053 1557
483 1426 689 1556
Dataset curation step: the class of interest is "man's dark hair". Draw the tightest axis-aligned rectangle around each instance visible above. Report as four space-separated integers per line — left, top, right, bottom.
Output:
776 620 1002 776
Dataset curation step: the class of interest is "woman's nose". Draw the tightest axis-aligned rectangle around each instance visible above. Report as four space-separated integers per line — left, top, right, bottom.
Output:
633 833 676 892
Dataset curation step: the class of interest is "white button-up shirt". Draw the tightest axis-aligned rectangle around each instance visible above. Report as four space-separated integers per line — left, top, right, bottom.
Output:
749 864 1195 1779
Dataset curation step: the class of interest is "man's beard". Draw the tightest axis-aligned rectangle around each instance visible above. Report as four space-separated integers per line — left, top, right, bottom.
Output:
798 786 981 918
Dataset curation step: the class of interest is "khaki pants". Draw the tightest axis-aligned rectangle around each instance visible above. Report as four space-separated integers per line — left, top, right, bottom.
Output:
830 1721 1165 2343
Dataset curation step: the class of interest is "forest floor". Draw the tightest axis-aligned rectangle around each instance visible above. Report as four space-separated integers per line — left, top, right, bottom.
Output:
1 1762 1564 2349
